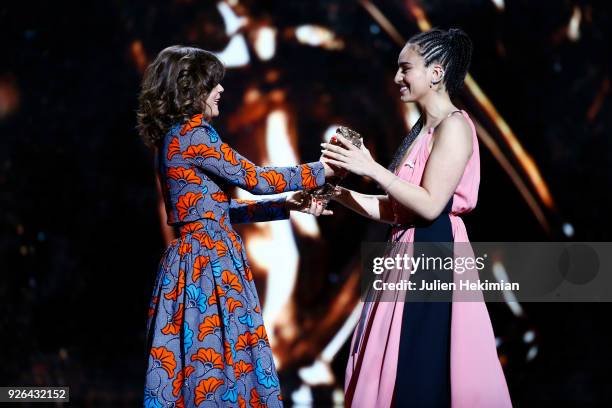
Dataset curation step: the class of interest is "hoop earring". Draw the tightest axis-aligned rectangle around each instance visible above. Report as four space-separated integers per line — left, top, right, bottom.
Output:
431 76 443 89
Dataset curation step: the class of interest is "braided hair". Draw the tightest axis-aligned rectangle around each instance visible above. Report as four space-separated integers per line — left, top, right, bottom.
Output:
387 28 473 172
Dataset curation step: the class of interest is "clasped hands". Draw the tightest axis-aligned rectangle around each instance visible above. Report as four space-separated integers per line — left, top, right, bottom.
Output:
287 133 378 216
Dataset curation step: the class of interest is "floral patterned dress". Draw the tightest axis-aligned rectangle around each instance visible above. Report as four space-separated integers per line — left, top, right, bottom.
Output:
144 114 325 407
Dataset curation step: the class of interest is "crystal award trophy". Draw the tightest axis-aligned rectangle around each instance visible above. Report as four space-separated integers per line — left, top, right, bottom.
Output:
308 126 363 206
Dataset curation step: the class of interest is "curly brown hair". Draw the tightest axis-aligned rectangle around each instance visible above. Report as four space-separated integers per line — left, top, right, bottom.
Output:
136 45 225 147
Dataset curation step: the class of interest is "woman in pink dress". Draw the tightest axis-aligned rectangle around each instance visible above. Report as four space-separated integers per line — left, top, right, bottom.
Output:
321 28 512 407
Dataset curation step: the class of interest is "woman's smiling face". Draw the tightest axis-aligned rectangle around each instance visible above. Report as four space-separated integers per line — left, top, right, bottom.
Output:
204 83 224 118
394 44 437 103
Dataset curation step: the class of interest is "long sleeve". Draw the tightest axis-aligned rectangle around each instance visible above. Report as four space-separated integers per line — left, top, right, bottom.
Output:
229 197 290 224
181 123 326 195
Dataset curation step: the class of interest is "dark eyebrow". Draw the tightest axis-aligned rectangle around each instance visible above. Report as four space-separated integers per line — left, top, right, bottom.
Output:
398 61 412 67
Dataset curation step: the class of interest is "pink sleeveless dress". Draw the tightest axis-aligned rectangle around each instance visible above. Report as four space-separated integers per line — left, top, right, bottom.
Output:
344 110 512 407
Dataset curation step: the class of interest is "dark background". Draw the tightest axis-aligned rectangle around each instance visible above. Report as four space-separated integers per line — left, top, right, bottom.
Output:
1 0 611 406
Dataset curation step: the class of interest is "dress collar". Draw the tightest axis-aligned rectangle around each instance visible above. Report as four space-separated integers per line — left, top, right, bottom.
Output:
175 113 213 136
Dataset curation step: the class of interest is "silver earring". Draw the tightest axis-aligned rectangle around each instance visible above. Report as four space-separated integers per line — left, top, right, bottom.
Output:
431 72 444 88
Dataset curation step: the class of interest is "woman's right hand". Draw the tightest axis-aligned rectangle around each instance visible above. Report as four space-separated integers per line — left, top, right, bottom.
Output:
320 156 336 178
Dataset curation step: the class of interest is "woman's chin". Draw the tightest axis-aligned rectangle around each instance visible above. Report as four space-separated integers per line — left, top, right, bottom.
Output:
400 94 414 103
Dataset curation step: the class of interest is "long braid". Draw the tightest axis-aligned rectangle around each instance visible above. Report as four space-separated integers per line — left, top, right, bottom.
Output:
388 117 423 172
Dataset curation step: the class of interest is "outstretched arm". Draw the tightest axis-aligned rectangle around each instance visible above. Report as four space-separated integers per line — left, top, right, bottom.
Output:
179 122 331 194
228 197 289 224
321 115 472 221
229 191 333 224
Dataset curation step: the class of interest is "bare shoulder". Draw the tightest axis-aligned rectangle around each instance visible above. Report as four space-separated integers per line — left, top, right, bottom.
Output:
431 112 473 158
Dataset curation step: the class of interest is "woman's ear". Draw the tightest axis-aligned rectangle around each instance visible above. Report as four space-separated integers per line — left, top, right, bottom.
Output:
431 63 445 85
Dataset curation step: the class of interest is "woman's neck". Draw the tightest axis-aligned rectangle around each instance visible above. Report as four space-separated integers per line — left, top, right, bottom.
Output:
416 92 458 130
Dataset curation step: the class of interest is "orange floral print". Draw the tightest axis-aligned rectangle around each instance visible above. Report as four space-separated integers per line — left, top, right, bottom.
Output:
202 211 216 220
244 266 253 281
222 270 243 292
161 303 184 335
228 231 242 252
149 118 311 403
251 325 269 348
235 332 252 352
261 170 287 192
226 297 243 313
191 348 224 370
172 365 195 397
178 241 192 256
182 144 221 161
167 137 181 160
249 388 266 408
219 214 229 231
198 314 221 341
167 167 201 184
241 160 258 189
179 113 203 136
176 191 202 221
214 284 227 298
194 377 224 405
234 199 256 205
148 295 159 318
150 346 177 379
300 164 319 189
234 360 254 379
193 231 215 250
211 191 229 202
221 143 239 165
224 340 234 366
180 221 204 235
192 256 209 282
215 240 229 257
164 271 185 301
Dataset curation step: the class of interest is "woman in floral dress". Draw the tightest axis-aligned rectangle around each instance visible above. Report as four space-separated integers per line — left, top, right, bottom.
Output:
137 46 334 407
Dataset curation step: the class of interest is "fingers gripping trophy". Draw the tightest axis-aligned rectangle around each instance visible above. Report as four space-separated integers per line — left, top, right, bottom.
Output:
309 126 363 207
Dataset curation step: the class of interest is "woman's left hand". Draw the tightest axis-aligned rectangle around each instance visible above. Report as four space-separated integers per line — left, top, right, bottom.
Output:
320 134 379 178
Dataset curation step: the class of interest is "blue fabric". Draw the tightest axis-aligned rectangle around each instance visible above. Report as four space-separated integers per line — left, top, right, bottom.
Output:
394 198 453 407
144 114 325 407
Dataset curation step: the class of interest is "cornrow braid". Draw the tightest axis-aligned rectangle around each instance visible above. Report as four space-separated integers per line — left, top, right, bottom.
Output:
387 28 473 172
388 117 423 172
408 27 473 97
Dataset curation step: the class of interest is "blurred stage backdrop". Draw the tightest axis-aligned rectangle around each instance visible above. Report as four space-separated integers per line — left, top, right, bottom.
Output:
1 0 611 406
